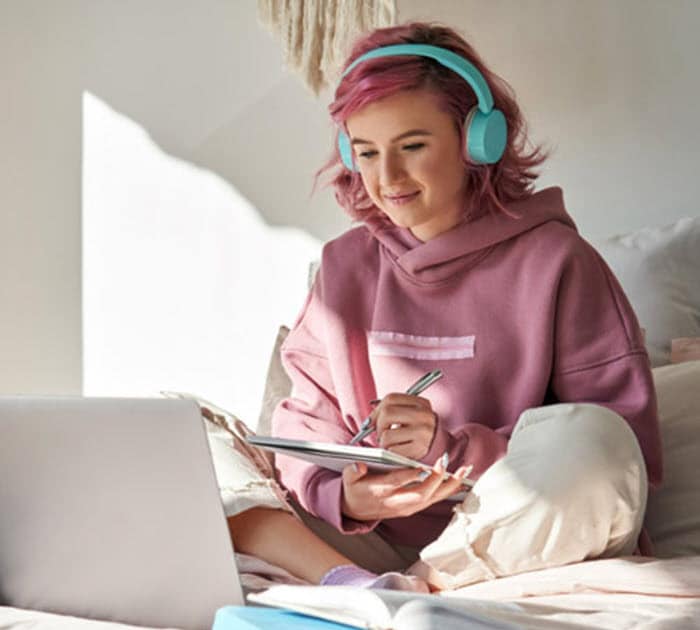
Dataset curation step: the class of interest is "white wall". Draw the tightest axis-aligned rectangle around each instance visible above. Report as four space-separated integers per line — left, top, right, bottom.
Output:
0 0 341 398
1 0 698 397
81 92 322 424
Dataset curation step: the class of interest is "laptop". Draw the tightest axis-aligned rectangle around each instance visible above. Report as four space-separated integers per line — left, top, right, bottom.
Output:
0 396 244 630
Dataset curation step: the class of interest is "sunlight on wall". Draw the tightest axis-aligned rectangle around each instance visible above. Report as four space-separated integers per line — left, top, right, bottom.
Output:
82 92 322 428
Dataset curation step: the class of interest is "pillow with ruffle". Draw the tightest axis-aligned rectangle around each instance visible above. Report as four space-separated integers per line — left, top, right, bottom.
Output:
592 217 700 367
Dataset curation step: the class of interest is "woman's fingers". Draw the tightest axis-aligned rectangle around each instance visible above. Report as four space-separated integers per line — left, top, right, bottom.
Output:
370 467 431 494
416 459 469 497
373 395 433 428
345 465 428 492
379 424 430 449
385 463 469 515
370 394 437 461
429 466 469 502
380 393 432 409
412 454 450 496
342 455 470 520
376 407 435 438
375 404 422 433
341 462 369 485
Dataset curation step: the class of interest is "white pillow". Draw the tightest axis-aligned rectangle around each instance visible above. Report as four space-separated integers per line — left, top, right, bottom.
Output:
592 217 700 367
644 360 700 556
257 325 291 437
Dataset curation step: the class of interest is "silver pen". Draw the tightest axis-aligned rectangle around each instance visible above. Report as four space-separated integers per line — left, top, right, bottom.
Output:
349 369 443 444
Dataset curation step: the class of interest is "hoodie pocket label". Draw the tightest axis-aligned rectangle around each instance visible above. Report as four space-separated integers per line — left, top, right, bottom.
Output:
367 331 475 360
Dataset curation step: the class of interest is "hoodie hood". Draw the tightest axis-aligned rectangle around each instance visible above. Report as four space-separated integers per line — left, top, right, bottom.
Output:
364 187 577 284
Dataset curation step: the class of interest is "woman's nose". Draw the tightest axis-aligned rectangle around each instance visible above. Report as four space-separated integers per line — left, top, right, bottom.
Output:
379 154 406 185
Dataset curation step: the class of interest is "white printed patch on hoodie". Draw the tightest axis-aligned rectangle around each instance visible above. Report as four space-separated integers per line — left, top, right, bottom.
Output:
367 331 475 361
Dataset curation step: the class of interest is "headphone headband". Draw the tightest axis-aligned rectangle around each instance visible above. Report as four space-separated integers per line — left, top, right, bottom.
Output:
342 44 494 113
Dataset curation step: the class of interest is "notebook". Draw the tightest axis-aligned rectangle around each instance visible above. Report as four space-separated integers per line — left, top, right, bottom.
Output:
243 585 520 629
0 396 244 630
246 434 438 473
246 435 474 498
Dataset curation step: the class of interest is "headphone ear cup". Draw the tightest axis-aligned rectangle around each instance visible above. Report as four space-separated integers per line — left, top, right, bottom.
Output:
338 130 357 171
465 107 507 164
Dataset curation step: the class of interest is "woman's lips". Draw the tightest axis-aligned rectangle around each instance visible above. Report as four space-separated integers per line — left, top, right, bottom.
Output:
385 191 420 205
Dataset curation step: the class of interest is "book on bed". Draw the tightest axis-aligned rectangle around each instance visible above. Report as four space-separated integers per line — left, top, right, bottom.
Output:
242 585 520 630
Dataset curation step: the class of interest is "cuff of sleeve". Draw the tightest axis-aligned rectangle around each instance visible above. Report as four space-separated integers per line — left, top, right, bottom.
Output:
315 474 380 535
422 422 454 468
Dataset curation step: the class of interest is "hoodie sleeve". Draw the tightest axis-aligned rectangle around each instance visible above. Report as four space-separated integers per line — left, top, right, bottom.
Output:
421 418 509 480
270 285 380 535
548 239 663 488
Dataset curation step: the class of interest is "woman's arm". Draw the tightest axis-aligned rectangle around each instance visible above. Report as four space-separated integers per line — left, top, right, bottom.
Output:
550 241 663 487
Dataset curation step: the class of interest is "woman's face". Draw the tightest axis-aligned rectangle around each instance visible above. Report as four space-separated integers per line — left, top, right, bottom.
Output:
346 89 468 242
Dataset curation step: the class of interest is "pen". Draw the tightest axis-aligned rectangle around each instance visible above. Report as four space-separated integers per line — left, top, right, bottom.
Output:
349 369 443 444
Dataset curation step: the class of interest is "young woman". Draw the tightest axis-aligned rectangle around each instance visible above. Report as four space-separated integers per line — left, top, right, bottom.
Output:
267 21 663 589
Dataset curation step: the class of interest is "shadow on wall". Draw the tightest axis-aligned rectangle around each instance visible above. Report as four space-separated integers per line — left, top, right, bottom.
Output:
82 91 322 428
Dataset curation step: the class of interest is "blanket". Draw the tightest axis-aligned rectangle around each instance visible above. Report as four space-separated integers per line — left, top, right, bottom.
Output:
241 554 700 629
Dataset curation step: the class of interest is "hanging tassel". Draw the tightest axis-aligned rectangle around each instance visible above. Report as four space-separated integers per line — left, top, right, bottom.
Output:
257 0 397 96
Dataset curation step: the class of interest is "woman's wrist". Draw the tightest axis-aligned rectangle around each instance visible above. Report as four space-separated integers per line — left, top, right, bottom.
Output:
421 421 454 467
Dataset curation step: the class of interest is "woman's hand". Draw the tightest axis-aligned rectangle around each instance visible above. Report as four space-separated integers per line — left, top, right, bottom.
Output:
370 393 438 460
340 459 470 521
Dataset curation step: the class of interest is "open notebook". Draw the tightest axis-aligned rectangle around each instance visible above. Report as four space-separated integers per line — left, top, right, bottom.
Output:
216 585 521 629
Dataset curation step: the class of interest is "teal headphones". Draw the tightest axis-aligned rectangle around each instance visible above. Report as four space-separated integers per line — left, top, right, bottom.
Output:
337 44 508 171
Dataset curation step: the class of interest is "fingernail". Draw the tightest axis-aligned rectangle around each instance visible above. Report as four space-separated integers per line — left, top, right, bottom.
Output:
369 399 381 406
440 452 449 469
353 463 359 472
417 470 431 482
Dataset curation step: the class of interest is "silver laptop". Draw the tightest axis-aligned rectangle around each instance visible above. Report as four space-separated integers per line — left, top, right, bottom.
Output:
0 396 244 630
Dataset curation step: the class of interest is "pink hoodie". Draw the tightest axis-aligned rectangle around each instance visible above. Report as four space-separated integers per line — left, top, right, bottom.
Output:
271 187 662 548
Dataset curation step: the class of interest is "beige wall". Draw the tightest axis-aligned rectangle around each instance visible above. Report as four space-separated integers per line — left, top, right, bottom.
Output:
1 0 698 394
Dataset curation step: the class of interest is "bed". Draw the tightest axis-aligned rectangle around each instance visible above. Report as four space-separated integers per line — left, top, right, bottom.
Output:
2 216 699 629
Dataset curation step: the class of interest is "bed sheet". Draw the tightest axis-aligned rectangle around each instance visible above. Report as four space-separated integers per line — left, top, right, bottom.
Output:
241 554 700 629
4 555 696 629
0 606 173 630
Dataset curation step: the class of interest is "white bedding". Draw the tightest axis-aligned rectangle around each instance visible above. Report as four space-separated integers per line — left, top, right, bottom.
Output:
443 555 700 629
2 554 698 629
239 554 700 629
0 606 180 630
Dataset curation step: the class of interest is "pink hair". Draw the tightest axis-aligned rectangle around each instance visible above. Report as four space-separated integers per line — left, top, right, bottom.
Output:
312 22 549 224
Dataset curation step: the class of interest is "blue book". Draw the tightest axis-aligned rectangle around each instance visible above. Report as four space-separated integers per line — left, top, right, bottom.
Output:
213 606 360 629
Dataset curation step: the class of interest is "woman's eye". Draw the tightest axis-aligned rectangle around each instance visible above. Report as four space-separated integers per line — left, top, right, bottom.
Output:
358 143 424 159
